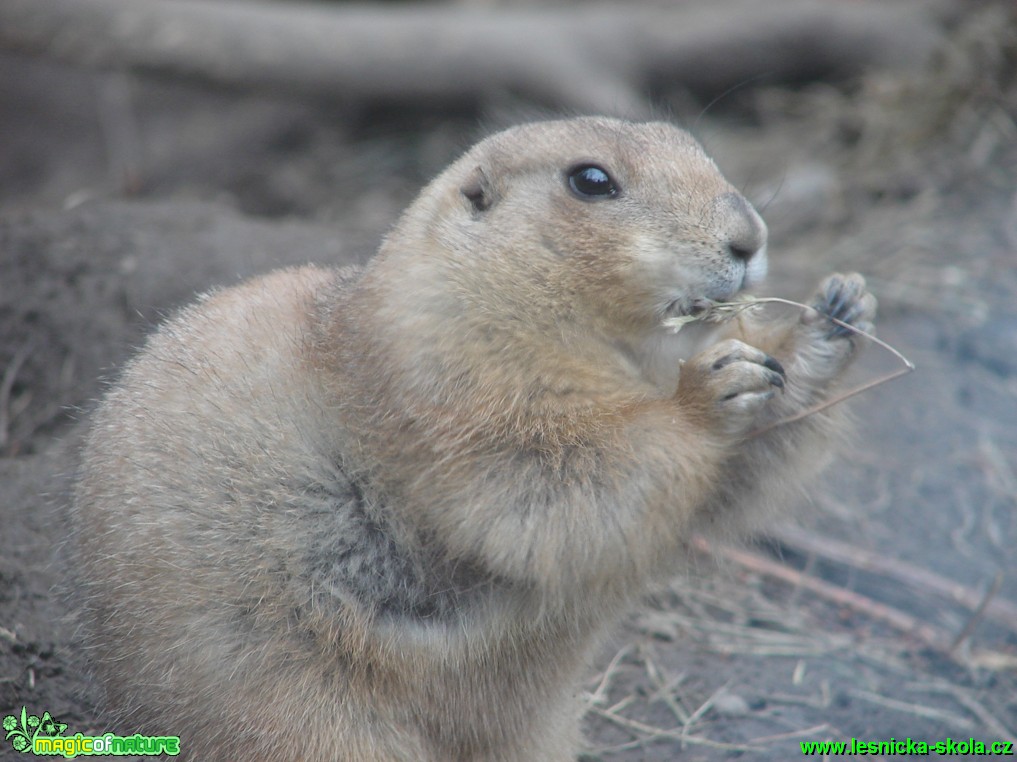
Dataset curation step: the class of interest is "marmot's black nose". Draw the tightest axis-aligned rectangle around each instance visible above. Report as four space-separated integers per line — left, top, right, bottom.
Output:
716 192 767 263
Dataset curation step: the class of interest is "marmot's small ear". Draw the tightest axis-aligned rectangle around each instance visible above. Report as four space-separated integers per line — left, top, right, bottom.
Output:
460 166 494 213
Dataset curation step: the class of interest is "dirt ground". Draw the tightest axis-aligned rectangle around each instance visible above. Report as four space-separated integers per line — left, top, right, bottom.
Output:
2 3 1016 760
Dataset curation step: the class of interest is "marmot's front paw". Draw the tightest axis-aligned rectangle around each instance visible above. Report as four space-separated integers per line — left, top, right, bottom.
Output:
788 272 877 385
677 339 785 436
804 272 877 339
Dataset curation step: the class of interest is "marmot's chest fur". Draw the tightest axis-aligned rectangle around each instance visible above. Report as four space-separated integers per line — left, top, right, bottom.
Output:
73 117 875 761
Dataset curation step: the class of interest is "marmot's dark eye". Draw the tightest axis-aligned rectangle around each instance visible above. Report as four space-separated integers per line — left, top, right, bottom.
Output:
567 164 618 199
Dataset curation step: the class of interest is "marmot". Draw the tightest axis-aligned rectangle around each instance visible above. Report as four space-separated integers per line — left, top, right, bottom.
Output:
73 117 876 761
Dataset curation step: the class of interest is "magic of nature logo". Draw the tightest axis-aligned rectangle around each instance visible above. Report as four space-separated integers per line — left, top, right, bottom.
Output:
3 707 180 757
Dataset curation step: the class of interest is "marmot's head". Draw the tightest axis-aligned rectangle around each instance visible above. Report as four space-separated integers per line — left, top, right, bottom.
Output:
378 117 767 338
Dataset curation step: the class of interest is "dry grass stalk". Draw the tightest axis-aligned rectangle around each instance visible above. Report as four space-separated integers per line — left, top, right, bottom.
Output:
847 689 975 731
948 571 1005 654
583 643 839 758
662 295 915 434
0 340 33 451
586 644 636 709
939 686 1017 741
637 606 849 657
641 654 690 725
583 704 758 755
749 723 833 745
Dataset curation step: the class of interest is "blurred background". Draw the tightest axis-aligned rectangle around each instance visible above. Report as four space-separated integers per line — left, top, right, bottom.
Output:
1 0 1015 758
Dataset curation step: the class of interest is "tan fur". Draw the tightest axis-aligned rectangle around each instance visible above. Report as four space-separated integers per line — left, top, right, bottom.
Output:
73 117 876 761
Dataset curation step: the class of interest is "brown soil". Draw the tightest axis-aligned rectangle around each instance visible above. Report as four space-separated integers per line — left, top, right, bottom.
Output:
2 5 1016 759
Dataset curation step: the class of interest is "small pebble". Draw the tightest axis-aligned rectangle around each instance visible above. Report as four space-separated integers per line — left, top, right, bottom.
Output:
712 691 751 717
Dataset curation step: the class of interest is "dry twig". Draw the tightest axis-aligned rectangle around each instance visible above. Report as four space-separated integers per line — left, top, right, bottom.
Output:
773 525 1017 635
693 536 952 651
694 536 1017 670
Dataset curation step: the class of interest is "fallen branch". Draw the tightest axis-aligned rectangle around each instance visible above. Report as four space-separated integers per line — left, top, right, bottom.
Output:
772 525 1017 635
0 0 949 115
696 534 1017 671
693 536 953 652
